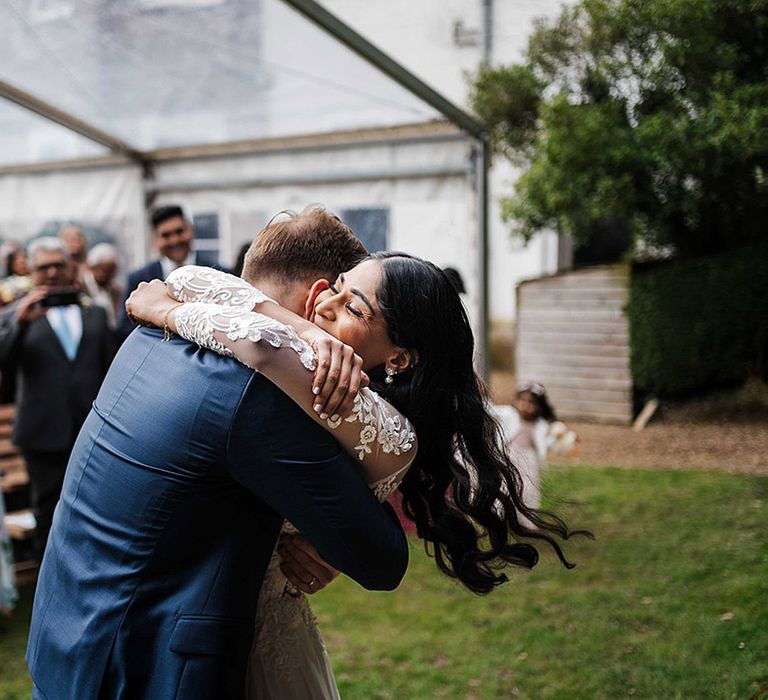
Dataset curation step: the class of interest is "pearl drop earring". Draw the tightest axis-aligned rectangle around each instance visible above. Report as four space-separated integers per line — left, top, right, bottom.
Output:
385 367 397 385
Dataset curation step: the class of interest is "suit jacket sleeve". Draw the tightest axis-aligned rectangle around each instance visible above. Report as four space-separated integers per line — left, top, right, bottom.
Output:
91 304 116 373
116 268 147 343
0 302 23 367
226 375 408 591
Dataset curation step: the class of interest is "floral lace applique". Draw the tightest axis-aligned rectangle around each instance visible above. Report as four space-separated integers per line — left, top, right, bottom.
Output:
174 302 316 371
369 463 410 501
328 390 415 463
169 265 272 308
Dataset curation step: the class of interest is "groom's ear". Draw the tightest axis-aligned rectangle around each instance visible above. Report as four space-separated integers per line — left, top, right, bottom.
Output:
303 279 330 320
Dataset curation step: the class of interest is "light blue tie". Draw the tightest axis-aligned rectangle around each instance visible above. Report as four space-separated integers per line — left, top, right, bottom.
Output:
50 311 78 361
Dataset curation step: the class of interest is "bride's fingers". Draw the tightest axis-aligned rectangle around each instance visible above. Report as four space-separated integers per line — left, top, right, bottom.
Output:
322 346 360 420
278 536 336 588
313 340 344 417
279 558 329 595
333 353 363 418
279 560 317 594
279 540 334 587
311 338 332 409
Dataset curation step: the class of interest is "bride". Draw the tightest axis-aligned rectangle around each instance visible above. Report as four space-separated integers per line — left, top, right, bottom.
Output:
128 252 581 699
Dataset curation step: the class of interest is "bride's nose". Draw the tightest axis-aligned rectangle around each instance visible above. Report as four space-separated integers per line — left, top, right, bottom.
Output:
314 295 336 321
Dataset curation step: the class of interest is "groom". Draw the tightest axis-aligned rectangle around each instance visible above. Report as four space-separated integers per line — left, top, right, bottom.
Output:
27 208 409 699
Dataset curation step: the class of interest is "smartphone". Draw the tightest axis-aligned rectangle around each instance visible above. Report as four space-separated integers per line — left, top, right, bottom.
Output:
40 288 81 308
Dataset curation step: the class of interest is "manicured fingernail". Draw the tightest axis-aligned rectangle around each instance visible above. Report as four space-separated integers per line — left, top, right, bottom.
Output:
330 414 339 422
312 386 320 395
320 413 328 420
314 404 322 413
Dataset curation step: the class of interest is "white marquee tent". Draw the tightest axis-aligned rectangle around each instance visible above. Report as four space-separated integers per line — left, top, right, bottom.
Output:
0 0 490 366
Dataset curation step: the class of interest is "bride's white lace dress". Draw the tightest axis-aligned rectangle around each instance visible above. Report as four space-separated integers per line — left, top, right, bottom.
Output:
166 266 416 699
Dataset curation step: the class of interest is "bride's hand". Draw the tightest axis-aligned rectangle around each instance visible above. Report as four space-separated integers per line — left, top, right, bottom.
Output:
298 325 368 420
278 533 338 595
126 279 179 328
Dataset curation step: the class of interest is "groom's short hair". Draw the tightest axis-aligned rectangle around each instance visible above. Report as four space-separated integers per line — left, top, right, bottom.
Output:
242 206 367 284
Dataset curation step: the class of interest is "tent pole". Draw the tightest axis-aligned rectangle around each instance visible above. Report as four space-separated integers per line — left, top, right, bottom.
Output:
474 138 490 379
0 79 144 164
281 0 485 140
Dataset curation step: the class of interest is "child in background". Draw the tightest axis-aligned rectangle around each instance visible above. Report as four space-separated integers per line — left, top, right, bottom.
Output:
495 382 579 512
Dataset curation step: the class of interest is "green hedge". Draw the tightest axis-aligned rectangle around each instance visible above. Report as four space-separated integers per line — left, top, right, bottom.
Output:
628 240 768 396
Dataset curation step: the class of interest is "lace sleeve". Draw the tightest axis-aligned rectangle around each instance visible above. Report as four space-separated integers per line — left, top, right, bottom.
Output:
335 389 415 497
167 265 272 308
174 302 317 370
171 301 418 486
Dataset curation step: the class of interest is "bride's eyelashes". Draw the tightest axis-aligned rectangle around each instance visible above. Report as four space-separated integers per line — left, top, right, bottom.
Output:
329 281 366 319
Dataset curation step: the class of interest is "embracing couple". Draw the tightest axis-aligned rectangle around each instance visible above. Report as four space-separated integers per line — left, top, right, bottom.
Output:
27 206 577 699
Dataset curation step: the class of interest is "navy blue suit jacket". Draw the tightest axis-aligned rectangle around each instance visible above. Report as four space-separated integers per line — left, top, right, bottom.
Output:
27 328 408 699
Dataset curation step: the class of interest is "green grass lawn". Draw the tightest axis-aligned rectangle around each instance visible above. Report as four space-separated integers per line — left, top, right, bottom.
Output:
2 466 766 699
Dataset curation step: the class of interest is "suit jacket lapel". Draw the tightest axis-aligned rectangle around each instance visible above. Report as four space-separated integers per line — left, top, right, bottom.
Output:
151 260 164 281
72 306 93 363
39 314 71 363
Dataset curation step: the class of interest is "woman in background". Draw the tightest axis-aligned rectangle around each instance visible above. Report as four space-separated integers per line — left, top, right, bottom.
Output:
0 249 32 306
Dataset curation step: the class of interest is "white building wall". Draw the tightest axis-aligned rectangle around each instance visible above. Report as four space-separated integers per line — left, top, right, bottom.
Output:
153 135 482 332
321 0 574 324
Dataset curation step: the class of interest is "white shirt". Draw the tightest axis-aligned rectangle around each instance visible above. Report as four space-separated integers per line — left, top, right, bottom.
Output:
160 250 196 280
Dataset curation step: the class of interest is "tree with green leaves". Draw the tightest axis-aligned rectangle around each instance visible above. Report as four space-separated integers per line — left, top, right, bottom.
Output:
471 0 768 257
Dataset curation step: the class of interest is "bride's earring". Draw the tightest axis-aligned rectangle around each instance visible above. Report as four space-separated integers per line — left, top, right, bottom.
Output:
385 367 397 385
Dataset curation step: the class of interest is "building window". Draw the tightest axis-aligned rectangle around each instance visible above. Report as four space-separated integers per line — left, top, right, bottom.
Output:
192 212 220 266
340 208 389 253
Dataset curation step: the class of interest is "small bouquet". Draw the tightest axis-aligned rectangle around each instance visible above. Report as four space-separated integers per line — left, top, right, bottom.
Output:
547 421 580 458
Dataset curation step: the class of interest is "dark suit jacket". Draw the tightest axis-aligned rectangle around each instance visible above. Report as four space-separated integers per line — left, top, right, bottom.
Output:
27 328 408 699
0 301 113 452
116 256 226 343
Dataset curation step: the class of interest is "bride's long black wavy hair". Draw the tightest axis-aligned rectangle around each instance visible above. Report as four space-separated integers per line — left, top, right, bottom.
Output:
365 252 589 595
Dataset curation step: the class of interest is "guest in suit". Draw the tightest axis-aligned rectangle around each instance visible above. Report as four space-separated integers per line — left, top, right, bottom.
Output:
83 243 122 330
0 237 113 556
58 223 89 288
116 204 199 341
27 209 407 700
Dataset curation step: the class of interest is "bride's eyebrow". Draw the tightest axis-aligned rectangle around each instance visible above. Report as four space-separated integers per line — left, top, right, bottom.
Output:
340 275 376 316
351 288 375 316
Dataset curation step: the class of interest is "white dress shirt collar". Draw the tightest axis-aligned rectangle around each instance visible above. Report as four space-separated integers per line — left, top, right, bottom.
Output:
160 250 196 280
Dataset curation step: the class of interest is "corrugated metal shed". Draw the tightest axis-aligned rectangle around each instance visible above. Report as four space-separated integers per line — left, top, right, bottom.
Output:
515 264 633 424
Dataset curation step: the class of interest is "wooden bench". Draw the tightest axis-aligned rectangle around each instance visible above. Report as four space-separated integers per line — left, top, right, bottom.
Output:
0 404 38 583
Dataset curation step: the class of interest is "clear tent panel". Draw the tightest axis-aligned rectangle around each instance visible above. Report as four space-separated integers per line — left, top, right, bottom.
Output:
0 96 110 165
0 0 440 157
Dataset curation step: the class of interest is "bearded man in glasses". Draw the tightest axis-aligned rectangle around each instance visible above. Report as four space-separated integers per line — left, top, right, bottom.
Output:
0 237 113 556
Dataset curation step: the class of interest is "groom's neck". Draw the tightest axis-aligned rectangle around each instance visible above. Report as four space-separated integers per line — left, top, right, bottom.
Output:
243 274 307 317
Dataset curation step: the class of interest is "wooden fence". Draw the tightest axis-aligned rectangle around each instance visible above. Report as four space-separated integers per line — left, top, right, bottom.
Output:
515 264 633 424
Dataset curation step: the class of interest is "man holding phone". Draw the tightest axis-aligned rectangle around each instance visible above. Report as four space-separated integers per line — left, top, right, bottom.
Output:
0 237 113 556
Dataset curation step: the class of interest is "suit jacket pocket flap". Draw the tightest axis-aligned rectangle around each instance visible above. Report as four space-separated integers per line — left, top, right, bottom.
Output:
169 615 251 656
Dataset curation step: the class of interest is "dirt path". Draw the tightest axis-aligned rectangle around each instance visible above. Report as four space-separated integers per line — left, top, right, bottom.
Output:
552 421 768 474
490 371 768 475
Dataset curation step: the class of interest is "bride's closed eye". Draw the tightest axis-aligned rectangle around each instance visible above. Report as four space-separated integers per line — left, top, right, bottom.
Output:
329 280 366 319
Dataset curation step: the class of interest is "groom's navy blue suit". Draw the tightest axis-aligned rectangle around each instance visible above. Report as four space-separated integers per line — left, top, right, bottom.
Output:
27 327 408 699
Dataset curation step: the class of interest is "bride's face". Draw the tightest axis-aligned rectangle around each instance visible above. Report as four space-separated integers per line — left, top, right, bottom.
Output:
312 259 396 371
